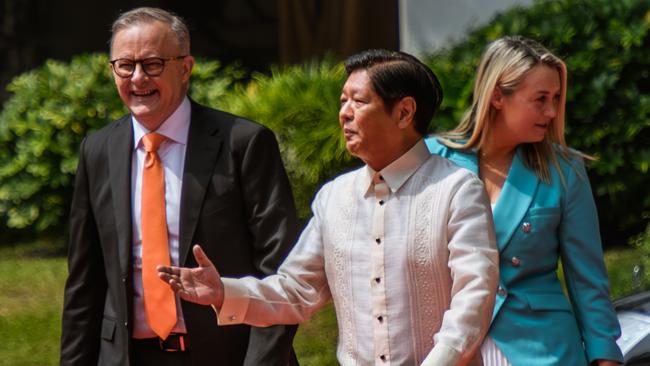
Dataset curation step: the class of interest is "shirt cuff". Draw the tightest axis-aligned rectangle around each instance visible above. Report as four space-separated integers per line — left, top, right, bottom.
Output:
420 342 461 366
212 278 250 325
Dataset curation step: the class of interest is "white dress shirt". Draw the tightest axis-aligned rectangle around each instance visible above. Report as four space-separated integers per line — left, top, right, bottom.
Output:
131 97 190 338
218 139 499 365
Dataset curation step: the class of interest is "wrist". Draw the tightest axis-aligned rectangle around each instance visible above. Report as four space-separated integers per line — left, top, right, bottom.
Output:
213 281 225 310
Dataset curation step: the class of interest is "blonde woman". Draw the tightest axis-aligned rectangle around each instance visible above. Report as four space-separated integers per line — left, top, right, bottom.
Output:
426 36 623 365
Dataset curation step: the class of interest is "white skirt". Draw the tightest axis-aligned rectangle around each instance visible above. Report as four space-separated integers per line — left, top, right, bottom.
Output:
480 336 511 366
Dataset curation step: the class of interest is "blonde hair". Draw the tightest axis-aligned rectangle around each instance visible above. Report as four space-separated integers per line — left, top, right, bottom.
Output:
441 35 584 183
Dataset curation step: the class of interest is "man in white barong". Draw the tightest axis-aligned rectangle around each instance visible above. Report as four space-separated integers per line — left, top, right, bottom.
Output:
158 49 499 366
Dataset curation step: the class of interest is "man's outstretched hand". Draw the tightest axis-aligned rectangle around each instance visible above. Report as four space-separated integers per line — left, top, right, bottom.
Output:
157 245 225 309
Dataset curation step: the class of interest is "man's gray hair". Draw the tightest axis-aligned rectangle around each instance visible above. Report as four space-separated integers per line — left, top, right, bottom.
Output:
110 7 190 54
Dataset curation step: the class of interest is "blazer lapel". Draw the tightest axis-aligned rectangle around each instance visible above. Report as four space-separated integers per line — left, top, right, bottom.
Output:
178 103 223 265
492 147 540 252
450 151 479 175
107 116 134 277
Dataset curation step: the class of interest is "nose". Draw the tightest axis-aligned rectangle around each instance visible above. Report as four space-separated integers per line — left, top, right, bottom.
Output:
130 62 148 83
339 102 353 126
545 99 558 118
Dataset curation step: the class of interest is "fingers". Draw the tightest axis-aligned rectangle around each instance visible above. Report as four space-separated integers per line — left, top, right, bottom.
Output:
192 244 214 269
156 264 180 276
158 271 184 293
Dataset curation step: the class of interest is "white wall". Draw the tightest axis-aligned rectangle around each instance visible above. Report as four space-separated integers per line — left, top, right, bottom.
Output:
399 0 534 56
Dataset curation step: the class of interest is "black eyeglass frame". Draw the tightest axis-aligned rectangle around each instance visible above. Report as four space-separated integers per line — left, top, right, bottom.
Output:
109 55 188 78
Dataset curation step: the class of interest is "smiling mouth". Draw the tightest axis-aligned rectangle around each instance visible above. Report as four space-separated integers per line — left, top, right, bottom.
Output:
132 90 157 97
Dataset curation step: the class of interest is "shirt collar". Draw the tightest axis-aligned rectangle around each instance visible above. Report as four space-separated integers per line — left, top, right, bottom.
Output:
132 96 191 149
363 139 430 197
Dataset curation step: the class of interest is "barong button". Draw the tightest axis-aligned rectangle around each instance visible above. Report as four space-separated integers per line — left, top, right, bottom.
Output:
379 354 386 361
375 238 381 244
521 222 532 233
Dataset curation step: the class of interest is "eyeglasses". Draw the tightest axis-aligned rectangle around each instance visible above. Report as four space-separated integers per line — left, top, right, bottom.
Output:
109 56 187 78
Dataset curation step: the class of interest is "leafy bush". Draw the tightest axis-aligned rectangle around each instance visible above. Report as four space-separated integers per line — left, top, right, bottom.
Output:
212 60 352 219
423 0 650 246
0 54 123 233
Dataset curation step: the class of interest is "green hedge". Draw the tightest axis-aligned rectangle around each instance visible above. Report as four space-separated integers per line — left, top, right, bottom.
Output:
0 54 123 232
0 0 648 246
212 60 352 218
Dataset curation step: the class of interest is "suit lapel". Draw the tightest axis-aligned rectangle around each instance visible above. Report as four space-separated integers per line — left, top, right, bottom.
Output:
178 103 223 265
492 147 539 252
107 116 134 277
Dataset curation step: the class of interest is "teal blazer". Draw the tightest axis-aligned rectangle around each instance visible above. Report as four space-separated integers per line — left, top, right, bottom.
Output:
425 137 623 366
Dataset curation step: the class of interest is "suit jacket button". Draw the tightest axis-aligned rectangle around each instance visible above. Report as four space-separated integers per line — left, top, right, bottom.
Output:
497 286 507 297
521 222 532 233
511 257 521 267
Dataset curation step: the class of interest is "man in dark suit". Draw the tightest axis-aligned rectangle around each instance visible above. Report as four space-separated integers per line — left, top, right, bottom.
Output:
60 7 299 366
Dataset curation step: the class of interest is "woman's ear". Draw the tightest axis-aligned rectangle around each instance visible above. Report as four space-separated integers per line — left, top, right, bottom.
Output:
395 96 416 129
491 86 504 110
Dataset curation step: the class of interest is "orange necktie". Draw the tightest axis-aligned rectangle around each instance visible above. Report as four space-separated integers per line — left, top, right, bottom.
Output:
141 132 176 340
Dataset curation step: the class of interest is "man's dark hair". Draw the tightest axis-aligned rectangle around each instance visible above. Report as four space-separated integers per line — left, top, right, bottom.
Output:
344 49 443 135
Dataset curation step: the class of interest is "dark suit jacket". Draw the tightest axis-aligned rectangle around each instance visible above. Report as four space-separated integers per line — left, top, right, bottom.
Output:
61 100 300 366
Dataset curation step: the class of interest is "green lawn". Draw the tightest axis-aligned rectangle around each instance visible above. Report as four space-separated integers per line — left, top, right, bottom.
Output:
0 244 644 366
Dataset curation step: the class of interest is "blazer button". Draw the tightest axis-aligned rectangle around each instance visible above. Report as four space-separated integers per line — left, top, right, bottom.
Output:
521 222 532 233
511 257 521 267
497 286 507 297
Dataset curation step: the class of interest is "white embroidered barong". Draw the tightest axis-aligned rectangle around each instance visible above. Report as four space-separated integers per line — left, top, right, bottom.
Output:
218 140 498 366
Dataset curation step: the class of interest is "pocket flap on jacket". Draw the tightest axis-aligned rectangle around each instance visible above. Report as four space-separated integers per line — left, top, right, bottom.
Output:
101 318 116 341
526 293 572 311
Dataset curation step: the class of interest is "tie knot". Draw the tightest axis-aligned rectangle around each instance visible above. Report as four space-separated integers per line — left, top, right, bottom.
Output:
142 133 166 152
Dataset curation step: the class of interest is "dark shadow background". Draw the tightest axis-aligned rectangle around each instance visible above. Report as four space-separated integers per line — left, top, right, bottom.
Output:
0 0 399 104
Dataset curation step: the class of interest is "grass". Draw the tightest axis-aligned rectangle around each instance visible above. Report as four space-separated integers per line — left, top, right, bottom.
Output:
0 242 66 366
604 246 649 299
0 241 337 366
0 242 644 366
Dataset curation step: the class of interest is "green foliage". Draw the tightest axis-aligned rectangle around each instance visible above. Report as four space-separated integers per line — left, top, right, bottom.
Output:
423 0 650 245
630 219 650 289
0 54 124 232
214 60 352 218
